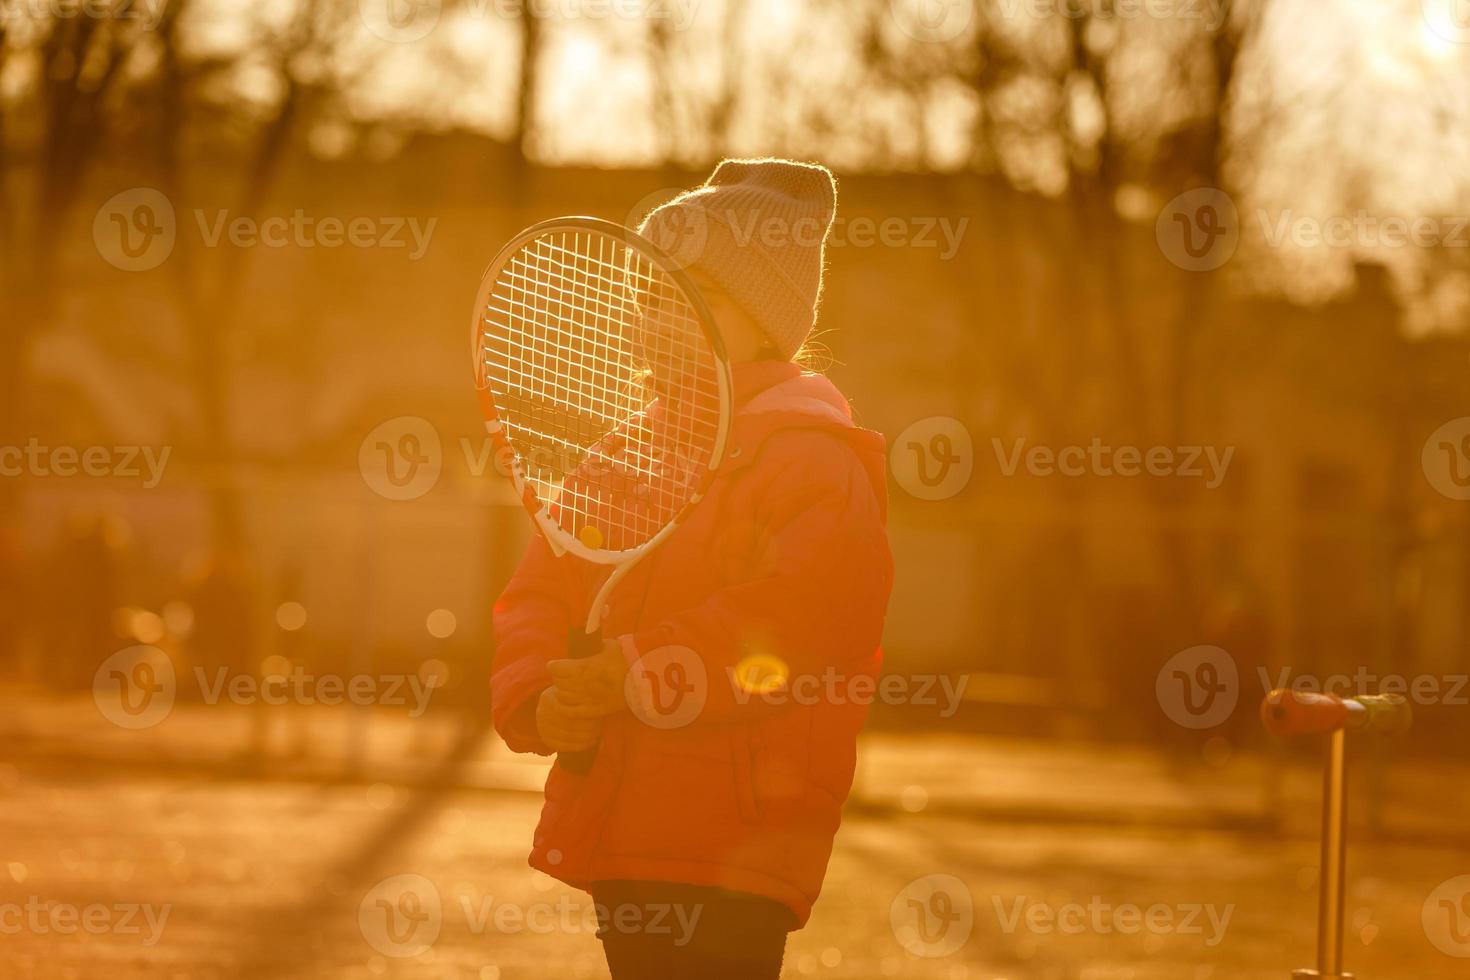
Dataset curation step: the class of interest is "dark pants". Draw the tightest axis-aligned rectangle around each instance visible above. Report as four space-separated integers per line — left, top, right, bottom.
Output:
591 880 792 980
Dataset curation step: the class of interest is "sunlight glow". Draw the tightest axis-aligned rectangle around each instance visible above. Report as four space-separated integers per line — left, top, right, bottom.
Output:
733 653 789 695
1420 18 1460 62
276 602 308 632
426 609 458 639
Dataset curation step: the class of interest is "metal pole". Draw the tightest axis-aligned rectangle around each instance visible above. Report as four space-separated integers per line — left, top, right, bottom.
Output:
1296 728 1351 980
1265 689 1412 980
1319 728 1349 976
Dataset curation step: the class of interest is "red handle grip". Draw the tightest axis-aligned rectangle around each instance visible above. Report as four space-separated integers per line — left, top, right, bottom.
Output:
1261 689 1348 736
1260 689 1413 737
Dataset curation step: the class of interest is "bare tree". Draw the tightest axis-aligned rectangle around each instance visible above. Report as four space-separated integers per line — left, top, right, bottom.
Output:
0 0 387 543
516 4 541 163
1 6 155 449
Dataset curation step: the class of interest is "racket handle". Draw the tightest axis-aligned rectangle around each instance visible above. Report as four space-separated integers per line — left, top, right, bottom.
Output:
568 627 605 660
558 627 604 775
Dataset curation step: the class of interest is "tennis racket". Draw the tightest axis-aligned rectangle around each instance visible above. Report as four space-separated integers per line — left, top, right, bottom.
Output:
471 216 733 773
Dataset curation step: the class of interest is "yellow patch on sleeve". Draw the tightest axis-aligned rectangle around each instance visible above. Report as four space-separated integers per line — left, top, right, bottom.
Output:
733 653 789 695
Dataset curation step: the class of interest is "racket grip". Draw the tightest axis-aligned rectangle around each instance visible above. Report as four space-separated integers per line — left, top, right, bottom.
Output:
558 627 604 775
568 627 604 660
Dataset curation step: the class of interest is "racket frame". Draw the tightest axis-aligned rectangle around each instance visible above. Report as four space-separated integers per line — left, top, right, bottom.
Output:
471 216 733 635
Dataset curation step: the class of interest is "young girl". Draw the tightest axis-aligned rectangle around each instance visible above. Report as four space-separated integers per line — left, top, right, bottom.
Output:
490 159 893 978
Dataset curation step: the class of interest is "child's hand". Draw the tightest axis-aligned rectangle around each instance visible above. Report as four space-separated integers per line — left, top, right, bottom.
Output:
535 686 600 752
547 640 630 717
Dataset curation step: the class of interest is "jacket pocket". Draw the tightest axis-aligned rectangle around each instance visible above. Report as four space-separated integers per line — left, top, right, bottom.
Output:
730 726 761 823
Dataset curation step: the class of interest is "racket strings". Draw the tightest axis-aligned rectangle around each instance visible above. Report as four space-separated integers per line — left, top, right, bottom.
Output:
480 228 723 551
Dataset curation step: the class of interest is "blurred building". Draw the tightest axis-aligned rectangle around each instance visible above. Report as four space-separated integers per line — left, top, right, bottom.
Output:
10 132 1469 744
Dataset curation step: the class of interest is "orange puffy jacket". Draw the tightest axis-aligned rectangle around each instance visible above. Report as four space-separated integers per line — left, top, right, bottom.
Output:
490 360 893 927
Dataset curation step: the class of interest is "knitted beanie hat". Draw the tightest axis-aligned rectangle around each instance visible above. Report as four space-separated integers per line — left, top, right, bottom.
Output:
638 158 837 360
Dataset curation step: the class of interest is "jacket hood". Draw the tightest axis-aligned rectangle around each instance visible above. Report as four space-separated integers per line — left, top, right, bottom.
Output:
729 365 889 519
